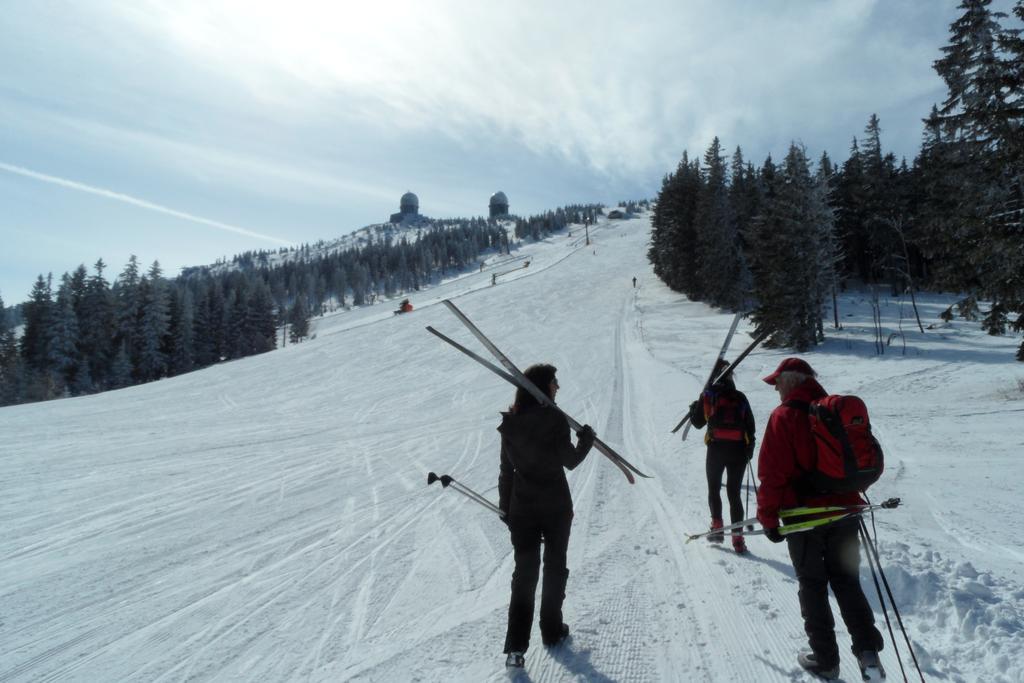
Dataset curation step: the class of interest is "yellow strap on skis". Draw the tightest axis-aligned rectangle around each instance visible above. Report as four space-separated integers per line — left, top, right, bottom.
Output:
779 512 853 535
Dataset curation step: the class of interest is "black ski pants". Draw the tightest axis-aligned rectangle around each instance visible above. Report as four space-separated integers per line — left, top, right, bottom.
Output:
705 445 747 524
786 518 884 667
503 510 573 653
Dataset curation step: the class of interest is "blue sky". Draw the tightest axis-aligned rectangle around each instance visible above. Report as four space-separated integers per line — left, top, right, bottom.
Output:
0 1 976 304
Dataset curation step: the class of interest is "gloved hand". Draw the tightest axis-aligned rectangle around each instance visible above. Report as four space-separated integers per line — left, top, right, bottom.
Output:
745 443 755 461
688 400 700 420
765 526 785 543
576 424 595 452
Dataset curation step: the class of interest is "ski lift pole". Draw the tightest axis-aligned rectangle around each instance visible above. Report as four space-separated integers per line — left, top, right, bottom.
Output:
427 472 504 518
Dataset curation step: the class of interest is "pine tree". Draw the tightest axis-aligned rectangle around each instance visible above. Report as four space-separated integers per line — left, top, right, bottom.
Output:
835 138 869 280
922 0 1024 360
108 342 133 389
168 287 195 375
695 137 744 309
224 281 249 359
136 262 170 381
289 296 311 342
20 274 55 373
648 153 704 295
246 279 277 354
747 144 835 350
811 163 843 341
934 0 1014 149
49 273 81 393
731 150 761 304
0 292 22 405
114 255 142 375
859 114 898 283
191 282 219 367
70 259 115 390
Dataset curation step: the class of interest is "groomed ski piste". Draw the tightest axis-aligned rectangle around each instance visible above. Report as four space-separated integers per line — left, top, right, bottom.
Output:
2 213 1022 682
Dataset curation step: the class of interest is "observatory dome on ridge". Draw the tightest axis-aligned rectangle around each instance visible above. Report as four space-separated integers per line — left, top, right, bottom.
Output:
489 191 509 217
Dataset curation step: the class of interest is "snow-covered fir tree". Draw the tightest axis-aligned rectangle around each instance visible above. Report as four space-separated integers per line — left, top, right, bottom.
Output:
649 153 703 297
49 273 81 394
695 137 745 310
0 292 20 405
927 0 1023 346
289 296 311 343
136 261 170 382
747 144 836 351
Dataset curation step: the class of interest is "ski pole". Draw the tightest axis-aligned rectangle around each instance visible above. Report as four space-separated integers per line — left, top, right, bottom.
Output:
744 459 757 531
858 517 925 682
427 472 505 518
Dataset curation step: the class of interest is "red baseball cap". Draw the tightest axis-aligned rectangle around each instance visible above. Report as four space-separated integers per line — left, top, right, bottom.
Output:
762 357 815 385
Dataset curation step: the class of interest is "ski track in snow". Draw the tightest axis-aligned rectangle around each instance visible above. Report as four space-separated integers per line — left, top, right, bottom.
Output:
1 215 1023 682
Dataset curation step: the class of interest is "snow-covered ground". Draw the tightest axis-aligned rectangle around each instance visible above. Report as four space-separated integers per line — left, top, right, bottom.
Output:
2 214 1022 682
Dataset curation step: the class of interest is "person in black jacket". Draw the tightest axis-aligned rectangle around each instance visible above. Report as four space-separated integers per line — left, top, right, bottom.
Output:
498 363 595 668
688 359 757 553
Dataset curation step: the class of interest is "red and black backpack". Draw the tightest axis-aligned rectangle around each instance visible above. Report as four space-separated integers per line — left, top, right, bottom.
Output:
702 389 749 444
786 395 884 493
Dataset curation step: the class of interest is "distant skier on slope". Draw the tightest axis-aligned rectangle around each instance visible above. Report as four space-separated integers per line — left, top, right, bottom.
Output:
497 363 595 669
394 298 413 315
757 358 884 681
687 359 756 554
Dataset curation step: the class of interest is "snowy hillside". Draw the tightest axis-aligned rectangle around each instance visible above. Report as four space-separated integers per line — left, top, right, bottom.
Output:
2 214 1022 682
186 216 518 278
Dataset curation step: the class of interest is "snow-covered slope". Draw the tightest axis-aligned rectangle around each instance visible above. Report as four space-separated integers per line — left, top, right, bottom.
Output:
2 215 1022 682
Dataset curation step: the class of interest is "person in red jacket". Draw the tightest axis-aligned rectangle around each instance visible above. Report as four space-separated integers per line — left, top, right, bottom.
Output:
756 358 883 681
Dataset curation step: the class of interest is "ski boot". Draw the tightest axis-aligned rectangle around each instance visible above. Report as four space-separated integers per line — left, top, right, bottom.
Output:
797 651 839 680
542 623 570 647
708 518 724 543
857 651 886 681
505 651 525 668
732 533 747 554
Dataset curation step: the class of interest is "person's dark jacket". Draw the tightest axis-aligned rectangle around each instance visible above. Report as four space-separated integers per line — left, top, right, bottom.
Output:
498 405 592 517
688 378 756 458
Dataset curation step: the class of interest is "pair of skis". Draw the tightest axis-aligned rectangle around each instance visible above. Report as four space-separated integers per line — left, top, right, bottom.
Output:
684 498 902 543
427 299 650 484
671 314 770 436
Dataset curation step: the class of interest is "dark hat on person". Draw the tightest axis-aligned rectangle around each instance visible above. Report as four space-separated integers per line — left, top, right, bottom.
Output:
524 363 557 389
762 357 815 385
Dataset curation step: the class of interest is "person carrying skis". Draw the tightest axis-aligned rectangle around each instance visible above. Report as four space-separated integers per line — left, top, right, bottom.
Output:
756 358 884 680
688 359 756 553
497 363 595 669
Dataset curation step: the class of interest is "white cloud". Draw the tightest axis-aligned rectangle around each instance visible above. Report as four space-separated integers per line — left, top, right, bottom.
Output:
103 0 946 174
0 161 291 245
